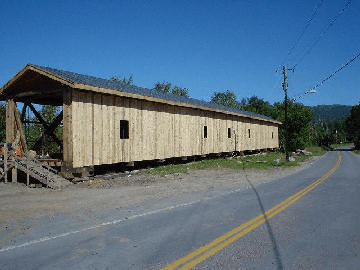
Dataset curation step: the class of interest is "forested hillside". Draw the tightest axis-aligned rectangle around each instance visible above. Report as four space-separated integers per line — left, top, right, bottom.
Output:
312 105 351 123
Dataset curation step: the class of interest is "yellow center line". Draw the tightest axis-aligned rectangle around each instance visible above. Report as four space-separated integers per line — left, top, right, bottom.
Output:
163 152 342 270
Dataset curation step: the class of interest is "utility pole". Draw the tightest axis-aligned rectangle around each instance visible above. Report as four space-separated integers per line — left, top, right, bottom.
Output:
278 66 315 161
282 66 290 161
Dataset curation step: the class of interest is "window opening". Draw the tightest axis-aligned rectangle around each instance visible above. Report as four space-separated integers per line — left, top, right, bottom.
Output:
120 120 129 139
248 129 251 138
228 128 231 138
204 126 208 138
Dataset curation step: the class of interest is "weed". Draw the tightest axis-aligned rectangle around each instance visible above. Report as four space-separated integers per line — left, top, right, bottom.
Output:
306 146 328 156
145 149 326 176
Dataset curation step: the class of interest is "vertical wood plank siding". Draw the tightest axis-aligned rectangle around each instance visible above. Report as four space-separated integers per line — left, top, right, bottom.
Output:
62 89 73 172
71 90 279 168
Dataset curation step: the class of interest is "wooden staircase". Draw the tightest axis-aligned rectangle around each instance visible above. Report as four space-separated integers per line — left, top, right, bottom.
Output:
0 162 4 180
1 144 71 189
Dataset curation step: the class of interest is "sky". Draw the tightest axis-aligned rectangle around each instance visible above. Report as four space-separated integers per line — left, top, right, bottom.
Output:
0 0 359 106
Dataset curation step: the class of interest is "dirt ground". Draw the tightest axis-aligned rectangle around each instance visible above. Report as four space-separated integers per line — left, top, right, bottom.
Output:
0 155 322 226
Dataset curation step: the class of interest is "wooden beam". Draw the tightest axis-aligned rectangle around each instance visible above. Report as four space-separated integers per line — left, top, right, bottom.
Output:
5 101 24 183
22 120 41 124
61 89 74 178
26 162 30 186
12 166 17 183
13 89 62 98
27 103 49 127
14 103 28 153
32 111 63 152
0 64 74 97
4 145 8 183
6 99 15 143
27 103 63 150
20 103 27 122
4 100 19 183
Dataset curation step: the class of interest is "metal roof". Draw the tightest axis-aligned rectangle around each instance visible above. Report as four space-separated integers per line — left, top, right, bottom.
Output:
33 65 277 122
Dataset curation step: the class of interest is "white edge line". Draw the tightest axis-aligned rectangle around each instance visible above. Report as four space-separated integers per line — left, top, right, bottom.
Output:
1 152 326 254
0 187 245 253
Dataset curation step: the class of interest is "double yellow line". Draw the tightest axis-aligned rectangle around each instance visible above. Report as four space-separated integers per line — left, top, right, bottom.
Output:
163 152 342 270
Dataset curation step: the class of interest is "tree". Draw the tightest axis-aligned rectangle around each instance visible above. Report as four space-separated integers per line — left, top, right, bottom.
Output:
211 90 238 108
210 89 315 151
111 75 133 85
272 101 313 151
41 105 62 155
154 82 189 97
311 121 335 147
239 96 273 117
154 82 172 93
25 105 62 155
346 103 360 149
172 86 189 97
41 105 60 123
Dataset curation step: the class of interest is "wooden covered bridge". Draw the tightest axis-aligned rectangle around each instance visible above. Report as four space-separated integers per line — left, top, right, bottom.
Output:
0 64 280 184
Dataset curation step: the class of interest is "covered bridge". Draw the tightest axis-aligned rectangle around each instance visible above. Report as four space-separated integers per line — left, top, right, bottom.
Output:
0 64 280 178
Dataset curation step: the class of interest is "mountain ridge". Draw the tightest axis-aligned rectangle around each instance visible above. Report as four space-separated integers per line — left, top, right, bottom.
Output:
311 104 351 123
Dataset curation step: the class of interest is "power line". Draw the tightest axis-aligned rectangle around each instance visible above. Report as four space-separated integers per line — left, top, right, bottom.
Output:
293 0 351 69
282 0 324 65
309 51 360 91
291 89 317 102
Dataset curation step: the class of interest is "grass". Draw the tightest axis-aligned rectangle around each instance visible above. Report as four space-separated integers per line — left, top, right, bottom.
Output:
306 146 328 156
146 148 322 176
352 149 360 155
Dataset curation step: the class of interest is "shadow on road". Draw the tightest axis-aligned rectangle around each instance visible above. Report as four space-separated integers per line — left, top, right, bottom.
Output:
244 173 284 270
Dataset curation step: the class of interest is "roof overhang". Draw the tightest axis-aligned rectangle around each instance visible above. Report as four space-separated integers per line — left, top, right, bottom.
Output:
0 64 282 125
0 64 73 106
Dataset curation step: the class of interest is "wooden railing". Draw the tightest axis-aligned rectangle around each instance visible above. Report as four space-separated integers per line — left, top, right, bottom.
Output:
0 143 70 189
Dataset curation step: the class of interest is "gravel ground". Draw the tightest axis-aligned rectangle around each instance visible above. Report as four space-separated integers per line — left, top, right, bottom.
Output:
0 155 322 225
0 155 325 249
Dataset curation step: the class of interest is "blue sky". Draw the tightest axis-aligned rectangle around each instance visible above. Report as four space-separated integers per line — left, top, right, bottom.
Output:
0 0 359 106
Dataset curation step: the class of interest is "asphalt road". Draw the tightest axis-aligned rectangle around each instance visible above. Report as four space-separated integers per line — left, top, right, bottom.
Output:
1 148 359 269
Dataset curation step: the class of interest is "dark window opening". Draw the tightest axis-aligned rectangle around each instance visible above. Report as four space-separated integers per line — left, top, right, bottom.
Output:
272 132 274 139
120 120 129 139
204 126 208 138
228 128 231 138
248 129 251 138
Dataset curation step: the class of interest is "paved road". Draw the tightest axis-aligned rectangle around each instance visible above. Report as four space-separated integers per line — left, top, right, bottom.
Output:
1 149 359 269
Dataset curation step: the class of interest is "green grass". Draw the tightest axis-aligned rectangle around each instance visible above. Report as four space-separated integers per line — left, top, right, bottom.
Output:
352 149 360 155
145 150 321 176
306 146 328 156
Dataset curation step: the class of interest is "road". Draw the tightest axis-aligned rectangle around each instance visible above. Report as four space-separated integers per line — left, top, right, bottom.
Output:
1 148 359 269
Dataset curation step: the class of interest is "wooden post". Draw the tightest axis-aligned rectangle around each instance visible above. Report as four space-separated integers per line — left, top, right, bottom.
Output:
125 161 134 167
14 107 28 153
61 89 74 178
12 165 17 183
6 100 17 183
26 163 29 186
6 100 15 144
4 145 7 183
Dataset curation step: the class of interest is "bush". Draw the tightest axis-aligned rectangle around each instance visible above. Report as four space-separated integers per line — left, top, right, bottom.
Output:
346 103 360 150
